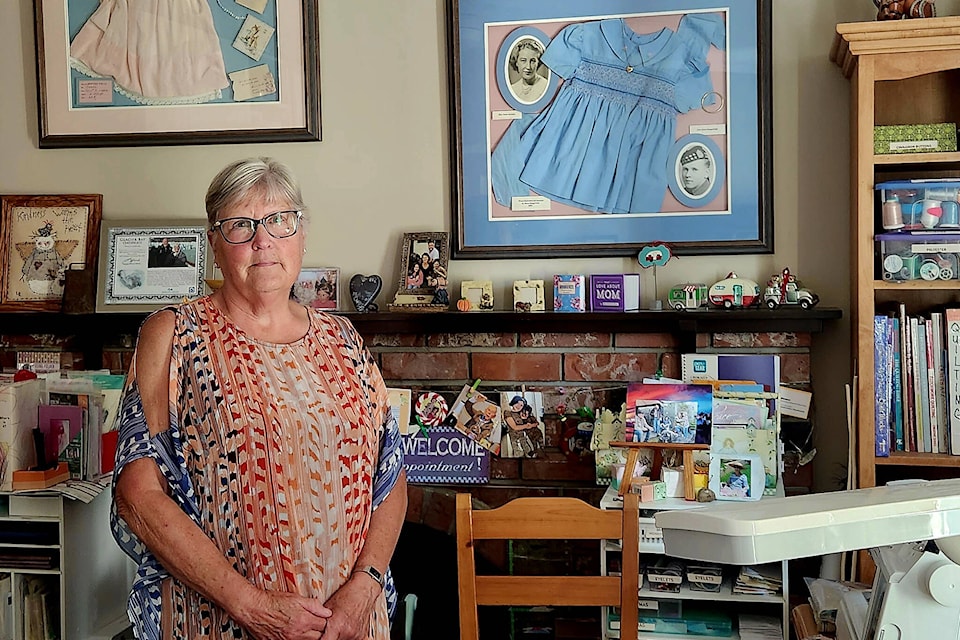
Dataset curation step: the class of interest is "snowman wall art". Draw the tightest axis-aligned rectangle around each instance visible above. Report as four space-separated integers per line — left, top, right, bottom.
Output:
1 195 101 310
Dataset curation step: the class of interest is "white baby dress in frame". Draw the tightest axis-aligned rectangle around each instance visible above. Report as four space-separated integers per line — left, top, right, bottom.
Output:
70 0 230 105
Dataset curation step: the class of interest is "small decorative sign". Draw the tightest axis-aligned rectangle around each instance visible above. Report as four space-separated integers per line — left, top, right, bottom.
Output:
401 426 490 484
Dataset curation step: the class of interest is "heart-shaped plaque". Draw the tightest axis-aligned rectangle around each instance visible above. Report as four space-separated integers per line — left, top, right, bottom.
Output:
350 274 382 313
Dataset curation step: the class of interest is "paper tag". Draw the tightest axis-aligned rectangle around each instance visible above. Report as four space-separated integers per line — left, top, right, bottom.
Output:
492 110 522 120
76 79 114 104
229 65 277 101
889 140 938 152
511 196 551 211
690 124 726 136
779 386 812 419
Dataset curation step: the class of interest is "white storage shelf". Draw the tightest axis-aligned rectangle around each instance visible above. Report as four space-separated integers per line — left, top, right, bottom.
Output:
600 486 788 640
0 489 134 640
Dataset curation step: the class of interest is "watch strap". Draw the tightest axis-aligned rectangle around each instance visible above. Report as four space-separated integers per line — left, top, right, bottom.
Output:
354 565 385 589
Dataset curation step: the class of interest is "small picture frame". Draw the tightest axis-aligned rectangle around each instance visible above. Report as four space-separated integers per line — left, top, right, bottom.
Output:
0 194 102 311
397 231 450 298
461 280 494 311
709 452 764 502
513 279 545 312
97 220 208 312
290 267 340 311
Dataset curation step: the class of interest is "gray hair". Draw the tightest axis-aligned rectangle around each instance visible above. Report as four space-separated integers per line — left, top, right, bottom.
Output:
204 157 306 226
509 39 544 72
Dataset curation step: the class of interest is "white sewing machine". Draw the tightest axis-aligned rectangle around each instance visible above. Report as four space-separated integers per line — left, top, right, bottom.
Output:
654 478 960 640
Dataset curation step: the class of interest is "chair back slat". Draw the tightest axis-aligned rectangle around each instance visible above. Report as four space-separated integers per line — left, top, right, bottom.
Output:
476 576 621 606
471 497 623 540
457 492 640 640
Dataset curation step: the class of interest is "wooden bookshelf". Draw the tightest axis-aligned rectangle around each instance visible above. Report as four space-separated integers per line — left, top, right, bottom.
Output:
832 17 960 491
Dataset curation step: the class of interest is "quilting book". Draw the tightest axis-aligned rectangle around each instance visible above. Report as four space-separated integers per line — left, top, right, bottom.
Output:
681 354 780 397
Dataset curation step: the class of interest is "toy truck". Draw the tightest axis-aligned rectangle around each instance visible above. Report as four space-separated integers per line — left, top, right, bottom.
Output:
762 268 819 309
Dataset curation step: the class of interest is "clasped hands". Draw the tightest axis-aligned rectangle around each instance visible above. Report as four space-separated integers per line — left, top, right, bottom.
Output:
237 574 381 640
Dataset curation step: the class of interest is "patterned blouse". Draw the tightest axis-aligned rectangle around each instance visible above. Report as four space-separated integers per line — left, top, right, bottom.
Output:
110 297 402 639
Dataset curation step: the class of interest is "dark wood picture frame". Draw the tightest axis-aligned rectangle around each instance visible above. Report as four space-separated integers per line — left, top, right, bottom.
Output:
448 0 773 259
33 0 321 148
0 194 102 311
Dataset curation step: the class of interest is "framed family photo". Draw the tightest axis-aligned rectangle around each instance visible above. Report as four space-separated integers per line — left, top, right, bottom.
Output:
397 232 450 298
34 0 321 147
0 194 102 311
290 267 340 311
97 221 208 312
448 0 772 258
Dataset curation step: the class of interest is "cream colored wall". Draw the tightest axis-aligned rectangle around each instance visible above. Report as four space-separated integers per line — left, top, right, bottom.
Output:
4 0 935 489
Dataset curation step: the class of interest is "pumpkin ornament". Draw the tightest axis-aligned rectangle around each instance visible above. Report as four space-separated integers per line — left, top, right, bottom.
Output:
456 297 471 312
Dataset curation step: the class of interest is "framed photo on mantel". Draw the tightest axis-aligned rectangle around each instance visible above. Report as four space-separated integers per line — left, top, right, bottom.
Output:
96 220 208 312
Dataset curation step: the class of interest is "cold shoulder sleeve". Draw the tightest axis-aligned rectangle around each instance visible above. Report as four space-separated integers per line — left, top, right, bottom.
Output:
110 306 200 640
673 12 727 113
541 22 585 79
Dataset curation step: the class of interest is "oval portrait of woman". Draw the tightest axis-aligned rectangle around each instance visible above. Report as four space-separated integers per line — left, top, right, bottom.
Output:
495 27 559 113
667 134 726 208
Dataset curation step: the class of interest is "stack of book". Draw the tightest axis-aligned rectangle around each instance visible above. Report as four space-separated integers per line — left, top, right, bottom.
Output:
873 306 960 455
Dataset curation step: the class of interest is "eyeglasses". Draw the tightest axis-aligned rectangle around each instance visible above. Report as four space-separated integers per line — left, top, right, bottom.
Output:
211 210 303 244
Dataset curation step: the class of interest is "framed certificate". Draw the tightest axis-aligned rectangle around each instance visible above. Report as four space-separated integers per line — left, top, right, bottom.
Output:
97 221 209 312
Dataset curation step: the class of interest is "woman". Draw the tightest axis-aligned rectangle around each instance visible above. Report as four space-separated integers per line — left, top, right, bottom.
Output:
418 253 434 282
111 157 406 640
405 261 423 289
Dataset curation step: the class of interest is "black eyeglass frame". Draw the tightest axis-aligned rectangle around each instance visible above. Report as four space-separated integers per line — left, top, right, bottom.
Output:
210 210 303 244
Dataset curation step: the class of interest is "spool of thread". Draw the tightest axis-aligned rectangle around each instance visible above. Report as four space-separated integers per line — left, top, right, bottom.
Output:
921 202 943 229
941 200 960 228
882 198 904 230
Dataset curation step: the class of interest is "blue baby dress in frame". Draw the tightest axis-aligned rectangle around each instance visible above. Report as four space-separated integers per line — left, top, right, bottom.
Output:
491 13 726 215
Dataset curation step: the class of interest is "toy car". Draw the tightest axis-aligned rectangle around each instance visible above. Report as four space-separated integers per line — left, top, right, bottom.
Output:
708 273 761 308
667 283 708 310
763 268 819 309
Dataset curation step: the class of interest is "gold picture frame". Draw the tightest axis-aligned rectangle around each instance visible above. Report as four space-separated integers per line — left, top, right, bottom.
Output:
391 231 451 311
0 194 102 311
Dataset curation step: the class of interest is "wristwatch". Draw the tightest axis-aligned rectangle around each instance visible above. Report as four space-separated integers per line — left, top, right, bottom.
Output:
354 565 385 589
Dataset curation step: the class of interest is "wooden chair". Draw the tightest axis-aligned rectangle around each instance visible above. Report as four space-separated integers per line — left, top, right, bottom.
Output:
456 493 639 640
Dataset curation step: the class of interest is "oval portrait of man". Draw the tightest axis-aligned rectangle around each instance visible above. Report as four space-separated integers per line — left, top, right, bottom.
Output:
667 134 726 209
677 144 716 199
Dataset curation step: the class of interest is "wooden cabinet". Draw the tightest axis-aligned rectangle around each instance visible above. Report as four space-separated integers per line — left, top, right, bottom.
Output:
832 18 960 490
